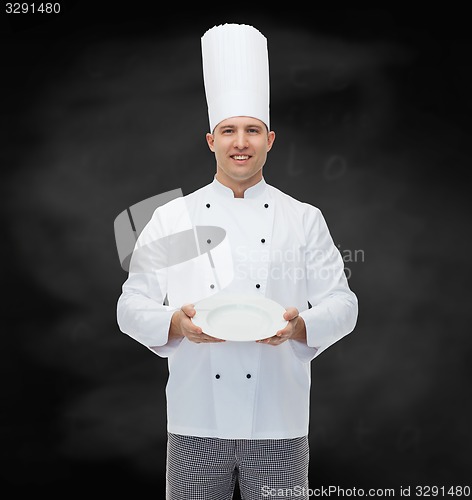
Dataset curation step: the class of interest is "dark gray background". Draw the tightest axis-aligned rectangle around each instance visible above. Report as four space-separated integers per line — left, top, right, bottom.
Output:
2 4 471 495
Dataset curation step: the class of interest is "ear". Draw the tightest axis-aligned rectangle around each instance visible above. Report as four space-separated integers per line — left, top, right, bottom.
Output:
206 132 215 152
267 130 276 152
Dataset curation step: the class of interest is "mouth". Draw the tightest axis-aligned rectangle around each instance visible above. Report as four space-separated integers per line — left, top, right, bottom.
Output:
231 155 251 161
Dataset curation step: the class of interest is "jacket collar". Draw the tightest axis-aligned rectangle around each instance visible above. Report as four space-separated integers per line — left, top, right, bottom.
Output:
211 176 267 199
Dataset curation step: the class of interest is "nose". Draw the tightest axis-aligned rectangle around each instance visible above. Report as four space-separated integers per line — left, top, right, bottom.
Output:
233 131 248 150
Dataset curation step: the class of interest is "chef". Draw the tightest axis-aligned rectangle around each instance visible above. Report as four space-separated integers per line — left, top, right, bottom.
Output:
117 23 358 500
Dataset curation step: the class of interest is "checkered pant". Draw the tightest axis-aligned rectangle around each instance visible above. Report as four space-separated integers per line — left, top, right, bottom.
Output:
166 432 310 499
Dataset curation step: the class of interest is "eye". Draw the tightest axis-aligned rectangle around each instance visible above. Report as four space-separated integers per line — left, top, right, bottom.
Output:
248 128 260 134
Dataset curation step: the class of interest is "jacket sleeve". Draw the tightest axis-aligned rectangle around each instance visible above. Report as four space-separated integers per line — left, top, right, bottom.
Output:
116 208 181 358
298 205 358 359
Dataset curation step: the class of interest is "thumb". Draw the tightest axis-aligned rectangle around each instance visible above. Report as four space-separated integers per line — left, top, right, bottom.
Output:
284 307 299 321
181 303 196 318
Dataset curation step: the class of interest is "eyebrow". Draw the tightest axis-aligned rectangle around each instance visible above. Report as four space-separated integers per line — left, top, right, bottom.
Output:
219 124 263 131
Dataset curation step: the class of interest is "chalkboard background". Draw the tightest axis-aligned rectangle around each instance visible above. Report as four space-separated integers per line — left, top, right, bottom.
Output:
2 4 471 495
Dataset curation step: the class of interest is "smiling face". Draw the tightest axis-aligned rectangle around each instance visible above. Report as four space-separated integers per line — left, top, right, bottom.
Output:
206 116 276 197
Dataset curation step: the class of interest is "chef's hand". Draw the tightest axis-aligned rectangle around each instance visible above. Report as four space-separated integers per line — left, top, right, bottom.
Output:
168 304 225 343
257 307 307 346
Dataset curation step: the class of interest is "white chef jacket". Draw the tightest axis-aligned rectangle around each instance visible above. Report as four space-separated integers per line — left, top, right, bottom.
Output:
117 177 358 439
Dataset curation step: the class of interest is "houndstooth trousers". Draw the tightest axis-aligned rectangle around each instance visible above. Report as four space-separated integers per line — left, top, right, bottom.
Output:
166 432 310 499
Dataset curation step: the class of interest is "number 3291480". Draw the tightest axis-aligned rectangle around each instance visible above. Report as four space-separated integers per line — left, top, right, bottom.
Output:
6 3 61 13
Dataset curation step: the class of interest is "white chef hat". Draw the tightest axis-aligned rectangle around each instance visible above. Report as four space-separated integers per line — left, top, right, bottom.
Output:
201 23 270 132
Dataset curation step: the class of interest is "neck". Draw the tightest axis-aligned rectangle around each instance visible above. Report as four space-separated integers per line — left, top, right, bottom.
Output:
215 172 263 199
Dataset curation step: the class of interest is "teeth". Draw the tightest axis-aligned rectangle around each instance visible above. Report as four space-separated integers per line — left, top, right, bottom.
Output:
233 155 249 160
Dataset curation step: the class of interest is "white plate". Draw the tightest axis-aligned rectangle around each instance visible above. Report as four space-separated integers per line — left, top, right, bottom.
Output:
192 294 288 341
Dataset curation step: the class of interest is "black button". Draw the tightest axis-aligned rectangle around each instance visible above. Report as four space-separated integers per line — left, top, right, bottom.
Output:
206 203 211 208
264 203 269 208
210 284 215 289
261 238 266 243
246 374 251 379
215 374 220 379
256 284 261 289
207 239 211 244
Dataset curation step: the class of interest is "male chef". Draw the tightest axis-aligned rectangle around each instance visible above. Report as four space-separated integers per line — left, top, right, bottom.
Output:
117 24 358 500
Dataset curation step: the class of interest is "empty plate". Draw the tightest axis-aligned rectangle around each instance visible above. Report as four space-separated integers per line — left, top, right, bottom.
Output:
192 294 288 341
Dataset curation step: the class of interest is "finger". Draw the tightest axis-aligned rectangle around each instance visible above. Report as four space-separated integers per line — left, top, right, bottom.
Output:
199 330 224 341
257 335 286 345
191 333 225 343
256 336 271 343
189 324 203 335
186 327 223 342
275 320 294 337
181 303 196 318
283 307 299 321
275 326 289 337
272 316 295 338
203 335 225 343
183 314 203 334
